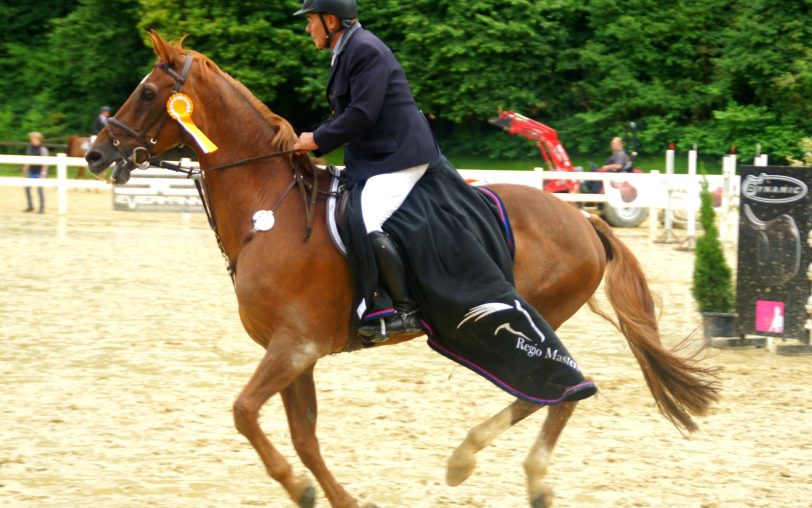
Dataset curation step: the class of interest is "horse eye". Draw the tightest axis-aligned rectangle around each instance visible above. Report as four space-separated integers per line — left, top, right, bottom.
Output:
141 88 156 101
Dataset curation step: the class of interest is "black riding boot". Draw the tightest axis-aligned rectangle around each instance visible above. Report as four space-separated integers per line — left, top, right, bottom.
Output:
358 231 422 343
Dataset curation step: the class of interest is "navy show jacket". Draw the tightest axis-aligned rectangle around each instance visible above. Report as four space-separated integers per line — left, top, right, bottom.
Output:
313 26 440 185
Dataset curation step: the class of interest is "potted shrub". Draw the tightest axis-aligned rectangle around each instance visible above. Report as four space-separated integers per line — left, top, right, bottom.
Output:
692 179 737 338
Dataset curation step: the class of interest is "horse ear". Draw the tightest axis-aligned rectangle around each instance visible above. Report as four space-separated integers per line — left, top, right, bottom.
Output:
148 29 165 59
147 29 176 63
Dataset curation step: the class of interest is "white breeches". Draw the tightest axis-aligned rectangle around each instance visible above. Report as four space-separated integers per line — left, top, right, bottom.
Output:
361 163 429 233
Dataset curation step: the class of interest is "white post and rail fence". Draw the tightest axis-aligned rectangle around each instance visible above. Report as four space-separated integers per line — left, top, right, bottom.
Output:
6 151 808 349
0 153 110 214
0 152 743 242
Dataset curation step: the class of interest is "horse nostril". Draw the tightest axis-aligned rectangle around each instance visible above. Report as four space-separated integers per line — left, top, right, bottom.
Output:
85 150 102 164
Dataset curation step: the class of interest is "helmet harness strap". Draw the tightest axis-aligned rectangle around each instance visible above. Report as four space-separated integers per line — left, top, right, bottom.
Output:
318 13 340 49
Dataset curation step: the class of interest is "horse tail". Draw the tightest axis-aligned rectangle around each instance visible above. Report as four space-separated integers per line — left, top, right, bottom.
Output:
587 215 720 433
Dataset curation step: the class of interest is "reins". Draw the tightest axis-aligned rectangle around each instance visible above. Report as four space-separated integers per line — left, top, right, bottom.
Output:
155 147 325 285
158 147 324 242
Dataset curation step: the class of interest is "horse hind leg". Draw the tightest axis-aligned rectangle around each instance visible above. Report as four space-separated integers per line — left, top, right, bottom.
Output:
524 401 578 508
232 339 321 507
446 398 542 487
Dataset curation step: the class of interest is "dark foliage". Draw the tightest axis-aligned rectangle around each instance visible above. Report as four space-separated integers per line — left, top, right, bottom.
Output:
1 0 809 162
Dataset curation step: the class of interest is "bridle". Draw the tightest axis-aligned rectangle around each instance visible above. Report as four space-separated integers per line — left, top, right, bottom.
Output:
105 55 195 169
102 53 328 282
105 55 300 173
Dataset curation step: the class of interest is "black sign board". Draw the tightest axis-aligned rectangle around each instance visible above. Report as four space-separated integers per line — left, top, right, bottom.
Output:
736 166 811 340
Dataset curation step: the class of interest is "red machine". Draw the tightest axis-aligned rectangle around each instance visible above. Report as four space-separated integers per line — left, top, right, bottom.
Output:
490 111 650 227
489 111 579 193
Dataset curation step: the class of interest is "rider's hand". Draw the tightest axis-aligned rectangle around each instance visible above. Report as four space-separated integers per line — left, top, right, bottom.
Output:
293 132 318 155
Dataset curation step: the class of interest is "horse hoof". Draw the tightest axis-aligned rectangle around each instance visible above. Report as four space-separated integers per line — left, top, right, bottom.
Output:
296 485 316 508
531 494 551 508
446 451 476 486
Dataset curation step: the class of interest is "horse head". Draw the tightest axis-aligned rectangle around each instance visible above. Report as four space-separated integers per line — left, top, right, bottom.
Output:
86 31 220 183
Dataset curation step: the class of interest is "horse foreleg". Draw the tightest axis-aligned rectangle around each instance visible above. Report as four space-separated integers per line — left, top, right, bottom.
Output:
233 340 319 507
446 398 542 487
524 401 577 508
282 368 365 508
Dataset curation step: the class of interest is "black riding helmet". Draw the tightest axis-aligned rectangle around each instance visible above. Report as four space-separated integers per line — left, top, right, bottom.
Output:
293 0 356 18
293 0 357 48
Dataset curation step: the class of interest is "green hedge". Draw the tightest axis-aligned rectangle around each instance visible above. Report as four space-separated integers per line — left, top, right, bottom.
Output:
1 0 809 163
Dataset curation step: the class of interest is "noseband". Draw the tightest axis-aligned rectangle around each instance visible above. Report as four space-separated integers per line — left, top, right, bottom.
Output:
104 55 194 169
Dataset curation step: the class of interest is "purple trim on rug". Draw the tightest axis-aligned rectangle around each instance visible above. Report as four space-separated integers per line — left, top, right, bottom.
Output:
427 337 595 404
363 308 395 319
477 186 515 257
420 319 434 337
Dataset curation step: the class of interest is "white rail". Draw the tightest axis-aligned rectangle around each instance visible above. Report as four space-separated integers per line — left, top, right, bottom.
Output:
0 153 110 214
1 152 746 240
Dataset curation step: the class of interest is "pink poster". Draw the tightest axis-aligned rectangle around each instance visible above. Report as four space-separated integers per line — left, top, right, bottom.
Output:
755 300 784 334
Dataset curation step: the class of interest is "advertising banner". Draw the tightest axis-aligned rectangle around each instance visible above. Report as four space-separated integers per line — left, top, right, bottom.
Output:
736 166 811 339
112 167 204 213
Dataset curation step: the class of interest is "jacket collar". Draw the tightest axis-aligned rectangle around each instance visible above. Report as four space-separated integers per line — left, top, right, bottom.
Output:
327 22 362 88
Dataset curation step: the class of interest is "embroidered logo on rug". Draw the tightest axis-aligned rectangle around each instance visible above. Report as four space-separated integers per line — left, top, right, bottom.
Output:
458 300 546 343
457 302 514 328
457 300 580 370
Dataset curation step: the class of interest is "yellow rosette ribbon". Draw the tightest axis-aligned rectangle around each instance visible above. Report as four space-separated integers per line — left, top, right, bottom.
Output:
166 93 218 154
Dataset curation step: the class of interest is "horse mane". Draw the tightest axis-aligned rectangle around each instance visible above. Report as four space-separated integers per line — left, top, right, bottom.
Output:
148 30 298 153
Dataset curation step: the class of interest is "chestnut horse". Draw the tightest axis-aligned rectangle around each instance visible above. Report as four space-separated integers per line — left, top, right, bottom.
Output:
86 31 719 508
67 135 92 179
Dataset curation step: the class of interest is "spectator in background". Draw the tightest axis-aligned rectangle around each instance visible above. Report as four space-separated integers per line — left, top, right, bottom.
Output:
22 131 48 213
91 106 111 138
583 136 631 193
600 136 630 172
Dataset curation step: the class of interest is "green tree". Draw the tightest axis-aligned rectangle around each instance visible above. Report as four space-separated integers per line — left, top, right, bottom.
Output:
711 0 812 160
1 0 810 164
381 0 580 157
137 0 324 128
787 138 812 167
692 180 735 313
0 0 79 140
563 0 734 155
46 0 153 134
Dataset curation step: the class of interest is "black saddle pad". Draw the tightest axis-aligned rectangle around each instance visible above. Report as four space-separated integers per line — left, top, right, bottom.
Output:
343 157 597 404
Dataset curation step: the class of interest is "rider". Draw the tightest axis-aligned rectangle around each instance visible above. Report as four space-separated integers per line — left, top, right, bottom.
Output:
291 0 596 404
292 0 439 342
92 106 111 135
91 106 112 146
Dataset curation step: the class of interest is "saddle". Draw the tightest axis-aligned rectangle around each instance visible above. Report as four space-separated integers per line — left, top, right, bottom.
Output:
609 180 638 203
324 167 516 260
742 204 801 287
325 166 350 256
